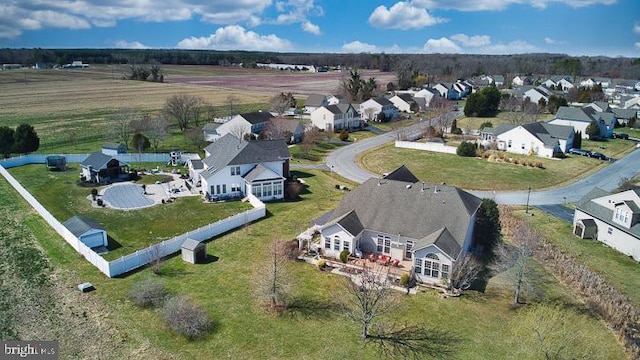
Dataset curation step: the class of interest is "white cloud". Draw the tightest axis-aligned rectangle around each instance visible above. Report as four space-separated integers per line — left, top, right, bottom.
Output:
476 40 539 54
423 37 463 53
114 40 149 49
274 0 324 24
414 0 615 11
450 33 491 47
176 25 292 51
342 41 379 53
301 21 321 35
0 0 273 38
369 2 447 30
635 42 640 50
633 23 640 34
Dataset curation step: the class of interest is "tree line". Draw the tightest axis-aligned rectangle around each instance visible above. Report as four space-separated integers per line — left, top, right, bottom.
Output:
0 124 39 158
2 49 639 80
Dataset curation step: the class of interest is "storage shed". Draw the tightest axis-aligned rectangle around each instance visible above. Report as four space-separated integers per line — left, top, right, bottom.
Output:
63 215 108 248
181 238 206 264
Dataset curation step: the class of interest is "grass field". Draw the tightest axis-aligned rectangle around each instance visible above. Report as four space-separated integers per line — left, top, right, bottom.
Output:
456 112 555 131
358 140 636 191
8 164 252 260
0 169 625 359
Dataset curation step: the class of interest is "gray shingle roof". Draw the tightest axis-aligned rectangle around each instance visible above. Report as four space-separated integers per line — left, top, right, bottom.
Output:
612 108 637 120
102 143 125 150
305 94 327 107
383 165 419 183
576 188 640 238
81 152 115 169
242 163 285 182
483 124 516 137
201 134 289 180
520 122 574 147
323 170 481 259
413 227 461 257
555 106 594 123
372 97 393 106
239 111 274 124
182 238 202 251
64 215 104 237
202 122 221 131
189 159 204 170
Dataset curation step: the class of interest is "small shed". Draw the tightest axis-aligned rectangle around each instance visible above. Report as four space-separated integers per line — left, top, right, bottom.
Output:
64 215 108 248
181 238 206 264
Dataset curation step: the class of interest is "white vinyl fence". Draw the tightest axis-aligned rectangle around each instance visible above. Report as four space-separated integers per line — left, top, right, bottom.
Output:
0 159 266 278
0 153 201 169
395 140 458 154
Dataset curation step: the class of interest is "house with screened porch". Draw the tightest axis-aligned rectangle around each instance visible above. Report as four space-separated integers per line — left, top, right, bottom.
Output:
315 166 482 285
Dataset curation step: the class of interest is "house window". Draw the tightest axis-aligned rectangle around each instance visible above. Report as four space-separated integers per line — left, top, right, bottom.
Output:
441 264 450 279
216 185 221 194
405 241 414 259
254 184 262 197
607 227 613 235
231 184 240 192
376 235 391 254
273 183 283 196
324 237 331 249
230 166 240 176
424 253 440 278
414 258 422 275
263 182 272 197
333 235 341 251
222 184 226 193
343 240 350 251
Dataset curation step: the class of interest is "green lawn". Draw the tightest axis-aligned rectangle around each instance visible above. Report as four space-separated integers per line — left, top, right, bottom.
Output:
521 208 640 307
358 141 636 191
8 164 252 260
456 112 555 131
0 169 625 359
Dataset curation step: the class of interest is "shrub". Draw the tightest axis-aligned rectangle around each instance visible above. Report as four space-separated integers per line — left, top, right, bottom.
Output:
128 278 168 308
339 249 350 263
479 121 493 130
162 296 212 339
339 130 349 141
456 141 476 157
90 188 98 196
399 273 410 287
535 162 544 169
96 198 103 206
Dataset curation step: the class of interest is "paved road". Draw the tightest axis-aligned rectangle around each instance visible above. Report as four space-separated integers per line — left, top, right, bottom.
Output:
325 116 640 205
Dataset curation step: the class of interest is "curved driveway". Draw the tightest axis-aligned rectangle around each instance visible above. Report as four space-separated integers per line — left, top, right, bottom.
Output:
325 118 640 205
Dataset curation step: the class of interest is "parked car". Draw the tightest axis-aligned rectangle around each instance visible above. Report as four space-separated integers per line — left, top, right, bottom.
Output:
589 152 609 161
568 148 589 156
613 132 629 139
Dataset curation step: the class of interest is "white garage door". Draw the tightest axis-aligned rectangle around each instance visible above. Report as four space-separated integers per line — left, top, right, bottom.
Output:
81 232 105 248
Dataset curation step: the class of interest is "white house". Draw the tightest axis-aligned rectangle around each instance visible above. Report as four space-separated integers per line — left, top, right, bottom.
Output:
432 83 451 98
64 216 108 248
209 111 274 140
202 122 222 142
542 76 574 91
101 143 127 156
573 188 640 261
512 76 533 87
359 97 398 122
523 86 553 104
414 88 440 108
199 134 290 202
315 166 481 285
481 122 574 158
388 93 417 113
311 103 361 131
304 94 329 114
549 106 616 139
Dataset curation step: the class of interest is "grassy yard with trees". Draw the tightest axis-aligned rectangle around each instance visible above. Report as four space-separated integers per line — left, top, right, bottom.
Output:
0 168 627 359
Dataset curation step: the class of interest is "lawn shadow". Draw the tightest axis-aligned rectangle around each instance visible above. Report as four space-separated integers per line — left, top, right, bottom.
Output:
200 254 219 264
105 235 122 251
283 295 342 320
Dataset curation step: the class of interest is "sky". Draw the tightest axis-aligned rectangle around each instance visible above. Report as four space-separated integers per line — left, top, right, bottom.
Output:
1 0 639 57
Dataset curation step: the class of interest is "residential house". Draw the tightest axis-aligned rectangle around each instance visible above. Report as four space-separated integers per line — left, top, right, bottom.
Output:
261 118 305 144
359 97 398 122
479 75 504 87
202 122 222 142
432 83 451 98
63 215 108 248
199 134 290 202
512 75 533 87
549 106 616 139
611 108 638 126
573 188 640 261
186 159 204 185
523 86 553 105
614 80 640 94
580 77 611 88
583 101 611 113
209 111 274 140
449 81 472 100
327 94 347 105
315 166 482 285
388 93 417 113
80 152 129 183
311 103 361 131
481 122 574 158
304 94 329 113
542 76 574 91
413 88 440 108
101 143 127 156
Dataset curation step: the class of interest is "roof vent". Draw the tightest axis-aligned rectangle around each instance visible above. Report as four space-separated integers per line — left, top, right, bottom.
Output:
406 184 412 189
434 186 438 193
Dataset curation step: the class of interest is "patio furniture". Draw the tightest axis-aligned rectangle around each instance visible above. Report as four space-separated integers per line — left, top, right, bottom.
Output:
377 254 391 265
354 248 363 259
390 258 400 267
368 253 376 262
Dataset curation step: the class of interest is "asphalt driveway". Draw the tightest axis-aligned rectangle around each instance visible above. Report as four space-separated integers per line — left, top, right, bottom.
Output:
534 204 574 223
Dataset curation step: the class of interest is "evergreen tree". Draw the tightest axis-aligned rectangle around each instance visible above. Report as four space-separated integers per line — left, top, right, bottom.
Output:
585 120 600 138
0 126 15 158
13 124 40 154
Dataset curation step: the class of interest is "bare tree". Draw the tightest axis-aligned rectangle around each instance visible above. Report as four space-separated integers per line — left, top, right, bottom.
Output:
163 94 203 132
341 268 398 340
225 94 240 119
148 243 164 275
494 222 539 305
429 98 455 135
147 116 169 152
262 117 293 142
300 126 323 156
255 240 292 312
449 254 483 293
162 296 212 339
363 107 377 123
106 108 138 146
504 99 540 125
270 93 291 115
227 123 249 141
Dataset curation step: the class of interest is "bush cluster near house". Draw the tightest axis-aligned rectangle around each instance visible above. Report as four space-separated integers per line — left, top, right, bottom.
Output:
457 141 477 157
